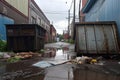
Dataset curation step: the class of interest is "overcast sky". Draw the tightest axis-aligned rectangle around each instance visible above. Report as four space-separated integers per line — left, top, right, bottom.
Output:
35 0 80 34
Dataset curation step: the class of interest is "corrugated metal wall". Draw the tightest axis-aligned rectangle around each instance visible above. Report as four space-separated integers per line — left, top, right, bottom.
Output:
76 22 119 54
0 14 14 40
84 0 120 37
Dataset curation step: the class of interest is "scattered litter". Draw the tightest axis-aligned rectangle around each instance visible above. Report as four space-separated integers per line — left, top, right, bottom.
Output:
97 56 104 61
16 52 38 59
33 61 52 68
69 56 106 65
70 56 93 64
48 60 69 65
3 53 10 58
118 62 120 64
96 62 104 65
90 59 97 64
110 55 120 60
0 52 3 58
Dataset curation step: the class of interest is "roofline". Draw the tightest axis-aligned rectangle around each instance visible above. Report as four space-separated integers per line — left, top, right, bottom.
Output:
31 0 50 23
50 24 56 31
1 0 28 19
75 21 116 25
82 0 97 13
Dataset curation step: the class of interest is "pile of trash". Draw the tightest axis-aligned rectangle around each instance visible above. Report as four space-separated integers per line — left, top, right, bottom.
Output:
15 52 39 59
0 52 39 59
70 56 104 65
0 52 12 59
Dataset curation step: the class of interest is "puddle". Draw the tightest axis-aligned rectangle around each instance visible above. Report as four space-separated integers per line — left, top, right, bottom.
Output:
55 49 68 60
42 47 74 80
0 57 45 80
32 47 74 80
0 42 75 80
44 64 74 80
74 65 120 80
34 48 69 68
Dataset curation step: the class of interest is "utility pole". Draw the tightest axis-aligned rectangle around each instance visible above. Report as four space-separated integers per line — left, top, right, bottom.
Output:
79 0 81 22
73 0 76 40
68 9 70 39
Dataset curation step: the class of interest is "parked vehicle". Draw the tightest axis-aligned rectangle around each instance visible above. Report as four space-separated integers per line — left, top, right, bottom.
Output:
75 21 119 55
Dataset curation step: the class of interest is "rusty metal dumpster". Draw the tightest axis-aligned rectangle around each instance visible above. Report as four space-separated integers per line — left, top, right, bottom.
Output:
6 24 46 52
75 21 119 55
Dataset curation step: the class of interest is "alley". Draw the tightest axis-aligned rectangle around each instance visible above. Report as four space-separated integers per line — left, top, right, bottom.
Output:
0 42 76 80
1 0 120 80
0 42 120 80
43 42 75 80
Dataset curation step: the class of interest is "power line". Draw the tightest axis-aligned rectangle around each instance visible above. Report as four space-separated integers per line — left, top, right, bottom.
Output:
44 11 68 12
44 11 70 14
44 12 68 14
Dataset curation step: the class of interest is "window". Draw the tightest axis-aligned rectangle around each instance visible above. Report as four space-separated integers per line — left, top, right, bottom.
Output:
39 18 41 25
31 16 36 24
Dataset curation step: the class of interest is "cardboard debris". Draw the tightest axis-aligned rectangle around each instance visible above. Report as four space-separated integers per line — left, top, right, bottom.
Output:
47 60 70 65
16 52 38 59
3 53 10 58
33 61 52 68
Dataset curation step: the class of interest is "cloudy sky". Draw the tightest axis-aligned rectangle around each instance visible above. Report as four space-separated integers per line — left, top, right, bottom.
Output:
35 0 80 34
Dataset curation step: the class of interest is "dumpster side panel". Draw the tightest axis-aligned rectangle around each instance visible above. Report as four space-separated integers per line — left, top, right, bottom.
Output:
76 22 119 54
94 25 106 53
6 24 45 52
86 25 97 53
78 25 87 53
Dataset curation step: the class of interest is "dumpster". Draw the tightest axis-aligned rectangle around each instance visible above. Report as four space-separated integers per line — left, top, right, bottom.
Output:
6 24 46 52
75 21 119 55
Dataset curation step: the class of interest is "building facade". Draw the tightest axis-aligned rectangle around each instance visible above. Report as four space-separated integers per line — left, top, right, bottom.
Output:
5 0 28 17
82 0 120 39
80 0 87 22
0 0 51 42
63 30 69 40
0 0 28 24
29 0 51 43
0 0 29 40
50 25 56 42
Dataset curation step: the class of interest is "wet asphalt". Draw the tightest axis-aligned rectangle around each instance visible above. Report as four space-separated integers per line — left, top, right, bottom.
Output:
43 42 76 80
0 42 120 80
0 42 76 80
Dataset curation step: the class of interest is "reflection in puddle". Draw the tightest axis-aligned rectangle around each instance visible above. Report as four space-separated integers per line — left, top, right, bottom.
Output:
74 65 120 80
55 49 68 60
34 48 69 68
0 44 73 80
43 48 74 80
43 47 69 60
